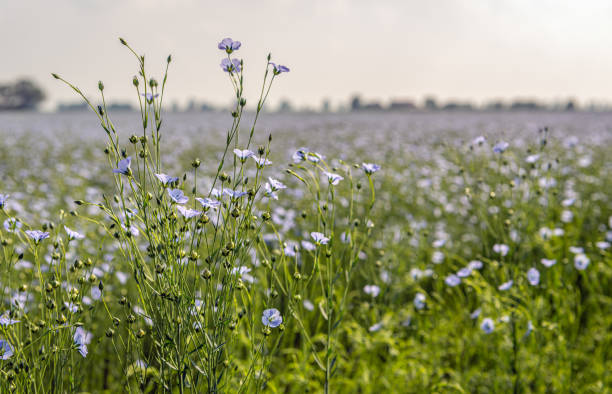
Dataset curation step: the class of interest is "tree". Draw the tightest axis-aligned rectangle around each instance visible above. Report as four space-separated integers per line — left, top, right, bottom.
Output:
0 79 46 110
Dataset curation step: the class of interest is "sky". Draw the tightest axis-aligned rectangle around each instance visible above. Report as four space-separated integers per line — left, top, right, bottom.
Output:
2 0 612 111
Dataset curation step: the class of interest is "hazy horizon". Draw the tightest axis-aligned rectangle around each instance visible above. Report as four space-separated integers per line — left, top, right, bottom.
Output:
2 0 612 111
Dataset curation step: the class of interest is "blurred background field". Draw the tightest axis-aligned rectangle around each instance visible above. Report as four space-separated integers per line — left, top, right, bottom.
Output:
1 110 611 392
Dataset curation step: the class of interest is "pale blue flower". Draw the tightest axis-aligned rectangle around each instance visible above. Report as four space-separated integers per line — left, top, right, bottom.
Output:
569 246 584 254
493 141 509 153
301 240 316 251
155 173 179 186
168 189 189 204
222 189 248 199
269 62 290 74
498 280 513 291
472 136 486 145
292 148 309 163
284 243 297 257
218 37 241 53
414 293 426 310
323 171 344 185
470 308 481 319
233 149 254 161
3 218 21 233
310 232 329 245
231 266 254 283
303 299 314 311
252 156 272 168
362 162 381 175
432 250 444 264
262 308 282 328
141 93 159 102
493 243 509 256
73 327 92 358
468 260 483 270
369 322 383 332
0 194 8 209
457 267 472 278
26 230 50 244
268 177 286 191
525 154 540 163
112 157 132 175
0 339 14 360
64 226 85 240
445 274 461 287
363 285 380 297
196 197 221 210
541 258 556 267
264 183 279 200
221 58 241 73
177 206 201 219
574 253 590 270
481 318 495 333
0 313 19 326
527 268 540 286
596 241 610 250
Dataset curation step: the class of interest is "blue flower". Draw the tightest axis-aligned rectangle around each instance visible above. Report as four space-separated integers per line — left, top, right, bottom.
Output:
493 243 509 256
195 197 221 210
112 157 132 175
468 260 483 270
541 258 556 267
262 308 282 328
292 148 309 163
574 253 590 270
168 189 189 204
141 93 159 103
527 268 540 286
414 293 426 310
26 230 50 244
481 318 495 334
73 327 92 358
222 189 248 199
155 173 179 186
470 308 481 319
177 206 201 219
218 38 241 53
252 156 272 168
444 274 461 287
264 183 278 200
301 240 316 251
493 141 509 153
0 313 20 326
498 280 513 291
362 163 381 175
268 177 287 191
310 232 329 245
64 226 85 240
323 171 344 185
233 149 254 161
0 194 8 209
363 285 380 297
221 58 242 73
3 218 22 233
269 62 290 75
456 267 472 278
0 339 14 360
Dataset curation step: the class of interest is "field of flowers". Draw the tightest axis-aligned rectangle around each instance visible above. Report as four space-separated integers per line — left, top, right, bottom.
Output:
1 39 611 393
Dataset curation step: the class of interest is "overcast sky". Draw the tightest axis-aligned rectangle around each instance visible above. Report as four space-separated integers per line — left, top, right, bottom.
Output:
2 0 612 110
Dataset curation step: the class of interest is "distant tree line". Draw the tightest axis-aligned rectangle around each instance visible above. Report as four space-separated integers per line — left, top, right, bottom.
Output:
0 79 46 111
